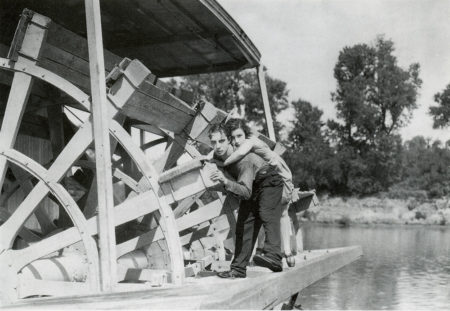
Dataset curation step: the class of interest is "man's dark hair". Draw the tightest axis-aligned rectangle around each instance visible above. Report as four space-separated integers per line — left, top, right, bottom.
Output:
208 122 228 139
225 118 252 138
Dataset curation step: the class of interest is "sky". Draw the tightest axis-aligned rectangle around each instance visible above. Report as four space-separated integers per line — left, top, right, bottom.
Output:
219 0 450 142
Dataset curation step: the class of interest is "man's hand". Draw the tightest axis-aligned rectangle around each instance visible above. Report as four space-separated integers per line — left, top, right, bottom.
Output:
209 169 228 186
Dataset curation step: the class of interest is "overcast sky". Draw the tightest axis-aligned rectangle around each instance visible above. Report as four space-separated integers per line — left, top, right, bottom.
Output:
219 0 450 142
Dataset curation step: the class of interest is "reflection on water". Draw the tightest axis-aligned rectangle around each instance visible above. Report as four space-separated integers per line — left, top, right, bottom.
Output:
299 223 450 310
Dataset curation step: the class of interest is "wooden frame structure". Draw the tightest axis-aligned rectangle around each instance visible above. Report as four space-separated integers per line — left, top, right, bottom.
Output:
0 1 361 308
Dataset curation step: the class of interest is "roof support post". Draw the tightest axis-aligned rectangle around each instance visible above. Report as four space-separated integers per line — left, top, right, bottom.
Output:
257 65 276 141
84 0 117 292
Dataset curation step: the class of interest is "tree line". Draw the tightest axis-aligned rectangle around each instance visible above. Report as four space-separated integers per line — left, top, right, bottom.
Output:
170 36 450 199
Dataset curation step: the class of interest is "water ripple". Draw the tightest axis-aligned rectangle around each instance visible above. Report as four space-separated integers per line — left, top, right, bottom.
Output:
300 223 450 310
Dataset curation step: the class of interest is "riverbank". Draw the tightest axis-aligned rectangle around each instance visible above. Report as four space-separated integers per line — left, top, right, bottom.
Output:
302 195 450 226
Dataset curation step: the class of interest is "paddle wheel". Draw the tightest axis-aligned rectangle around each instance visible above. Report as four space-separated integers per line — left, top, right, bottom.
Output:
0 2 321 307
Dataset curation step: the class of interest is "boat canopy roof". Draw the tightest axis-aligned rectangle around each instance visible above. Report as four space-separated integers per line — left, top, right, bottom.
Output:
0 0 261 77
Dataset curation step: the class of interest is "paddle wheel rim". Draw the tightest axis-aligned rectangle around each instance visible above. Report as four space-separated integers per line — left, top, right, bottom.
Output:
0 58 185 302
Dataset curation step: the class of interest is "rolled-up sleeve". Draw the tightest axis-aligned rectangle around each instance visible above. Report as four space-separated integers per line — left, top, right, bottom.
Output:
224 160 255 200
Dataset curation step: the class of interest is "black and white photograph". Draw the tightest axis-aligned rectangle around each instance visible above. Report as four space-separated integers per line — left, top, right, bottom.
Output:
0 0 448 310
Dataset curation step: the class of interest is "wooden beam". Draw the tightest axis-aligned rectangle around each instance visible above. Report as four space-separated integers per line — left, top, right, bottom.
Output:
153 139 185 173
109 33 231 49
152 100 221 172
132 123 168 137
173 190 205 219
109 120 185 285
46 20 122 71
46 101 71 227
120 119 134 184
78 158 141 219
117 267 169 285
17 278 90 299
158 161 219 204
113 80 196 134
0 150 101 298
9 166 56 234
153 61 248 78
257 65 276 141
0 57 91 112
38 57 91 92
158 159 203 184
116 199 224 258
0 122 94 250
184 100 227 148
106 59 195 135
0 208 41 244
84 0 116 291
179 214 230 247
216 193 239 253
27 13 123 93
9 190 160 273
141 137 167 151
81 118 126 219
184 255 214 277
0 12 49 194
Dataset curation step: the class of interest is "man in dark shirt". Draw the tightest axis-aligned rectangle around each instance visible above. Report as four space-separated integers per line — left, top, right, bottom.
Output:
208 123 283 278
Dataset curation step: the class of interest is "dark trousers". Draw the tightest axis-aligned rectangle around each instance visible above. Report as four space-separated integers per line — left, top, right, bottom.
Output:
230 171 283 274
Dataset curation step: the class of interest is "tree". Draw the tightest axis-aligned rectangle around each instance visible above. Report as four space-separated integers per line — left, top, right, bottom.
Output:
430 84 450 128
332 36 422 147
173 68 289 138
400 136 450 198
287 99 324 149
284 100 339 192
328 36 422 195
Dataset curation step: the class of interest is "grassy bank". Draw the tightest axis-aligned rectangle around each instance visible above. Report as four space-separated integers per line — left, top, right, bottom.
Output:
302 195 450 226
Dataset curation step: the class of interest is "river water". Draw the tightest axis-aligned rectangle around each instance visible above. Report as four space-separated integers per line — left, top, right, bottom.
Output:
298 223 450 310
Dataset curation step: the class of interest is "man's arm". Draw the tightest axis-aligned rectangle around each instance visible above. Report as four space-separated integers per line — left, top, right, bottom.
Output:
209 159 255 200
224 159 255 200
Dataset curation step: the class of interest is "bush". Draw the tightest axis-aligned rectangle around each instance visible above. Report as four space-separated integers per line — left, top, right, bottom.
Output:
384 185 428 201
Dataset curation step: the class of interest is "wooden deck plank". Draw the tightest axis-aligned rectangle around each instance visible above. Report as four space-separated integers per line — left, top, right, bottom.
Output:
4 246 362 309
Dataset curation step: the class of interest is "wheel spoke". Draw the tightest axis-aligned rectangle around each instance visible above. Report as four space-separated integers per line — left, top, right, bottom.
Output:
10 166 56 234
0 72 34 190
0 149 100 291
10 190 159 271
0 182 48 250
0 208 41 244
0 121 93 249
110 121 185 285
0 11 48 190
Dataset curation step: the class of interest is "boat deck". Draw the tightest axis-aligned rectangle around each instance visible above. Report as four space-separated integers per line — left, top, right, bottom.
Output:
4 246 362 310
